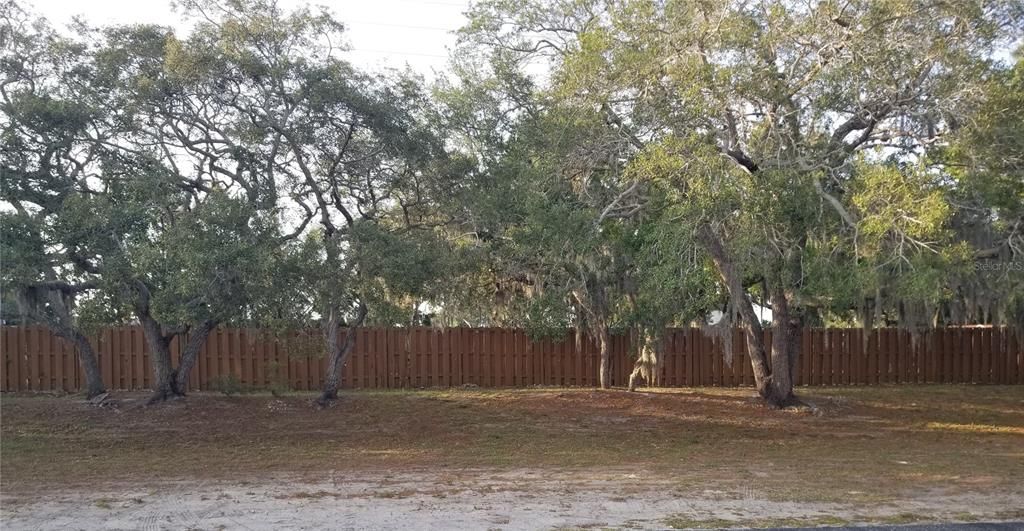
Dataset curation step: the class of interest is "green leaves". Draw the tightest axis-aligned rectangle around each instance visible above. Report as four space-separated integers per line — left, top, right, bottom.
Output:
133 191 278 323
5 0 1021 340
851 162 950 258
457 0 1023 330
0 213 50 287
944 55 1024 218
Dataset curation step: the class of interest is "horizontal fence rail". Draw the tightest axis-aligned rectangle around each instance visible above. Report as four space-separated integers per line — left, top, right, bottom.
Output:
1 326 1021 393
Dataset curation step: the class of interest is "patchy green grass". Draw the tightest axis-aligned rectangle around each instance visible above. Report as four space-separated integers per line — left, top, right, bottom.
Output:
925 421 1024 435
2 385 1022 506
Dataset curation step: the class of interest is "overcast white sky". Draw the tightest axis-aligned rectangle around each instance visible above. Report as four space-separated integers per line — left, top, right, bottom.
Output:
28 0 472 76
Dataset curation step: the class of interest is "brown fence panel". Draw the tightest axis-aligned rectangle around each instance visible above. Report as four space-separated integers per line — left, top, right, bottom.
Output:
956 328 967 383
2 326 1022 392
1015 331 1023 384
52 331 64 391
491 328 503 387
832 329 843 385
854 329 864 384
1007 328 1016 384
972 328 982 384
886 328 898 383
960 327 971 384
2 327 13 391
23 327 35 391
994 328 1004 384
678 330 689 387
1010 331 1017 384
924 329 936 383
550 333 560 387
988 328 998 383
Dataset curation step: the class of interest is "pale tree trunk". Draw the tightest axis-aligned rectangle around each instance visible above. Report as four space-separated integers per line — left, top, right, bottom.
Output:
697 226 772 398
627 364 644 391
597 325 611 389
628 332 660 391
318 302 369 405
173 319 218 393
572 287 613 390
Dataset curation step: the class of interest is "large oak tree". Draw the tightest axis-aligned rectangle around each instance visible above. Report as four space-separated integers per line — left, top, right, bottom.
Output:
461 0 1022 406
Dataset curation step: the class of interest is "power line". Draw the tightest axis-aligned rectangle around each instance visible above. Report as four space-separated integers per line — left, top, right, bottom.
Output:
333 0 469 7
344 20 454 32
346 48 450 59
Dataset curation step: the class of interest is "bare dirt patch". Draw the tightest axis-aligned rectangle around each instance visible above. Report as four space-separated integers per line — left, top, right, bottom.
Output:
2 385 1023 528
2 471 1022 530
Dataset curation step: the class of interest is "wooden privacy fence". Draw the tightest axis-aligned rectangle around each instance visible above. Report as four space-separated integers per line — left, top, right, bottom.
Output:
1 326 1021 393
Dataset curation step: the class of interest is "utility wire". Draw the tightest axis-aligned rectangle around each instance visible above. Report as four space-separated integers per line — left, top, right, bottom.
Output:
344 20 453 32
346 48 450 59
334 0 468 7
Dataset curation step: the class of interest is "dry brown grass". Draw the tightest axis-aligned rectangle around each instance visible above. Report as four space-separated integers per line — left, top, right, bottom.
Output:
2 385 1022 504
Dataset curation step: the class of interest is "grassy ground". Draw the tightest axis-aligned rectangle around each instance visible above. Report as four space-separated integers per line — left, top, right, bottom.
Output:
2 385 1023 507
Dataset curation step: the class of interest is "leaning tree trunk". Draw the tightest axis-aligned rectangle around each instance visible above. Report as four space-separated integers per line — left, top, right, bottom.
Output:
173 319 218 394
31 290 106 398
697 226 772 398
598 326 611 389
318 303 369 405
67 329 106 398
49 321 105 398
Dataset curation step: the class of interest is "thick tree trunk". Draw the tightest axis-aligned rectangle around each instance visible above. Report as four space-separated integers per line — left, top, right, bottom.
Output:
135 310 184 403
598 326 611 389
131 283 184 403
320 309 344 401
697 226 772 398
139 314 180 404
318 303 369 405
173 319 218 394
148 353 178 403
767 283 796 408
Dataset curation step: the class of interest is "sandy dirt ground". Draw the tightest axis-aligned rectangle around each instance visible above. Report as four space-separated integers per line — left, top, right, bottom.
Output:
3 469 1022 530
3 388 1023 529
